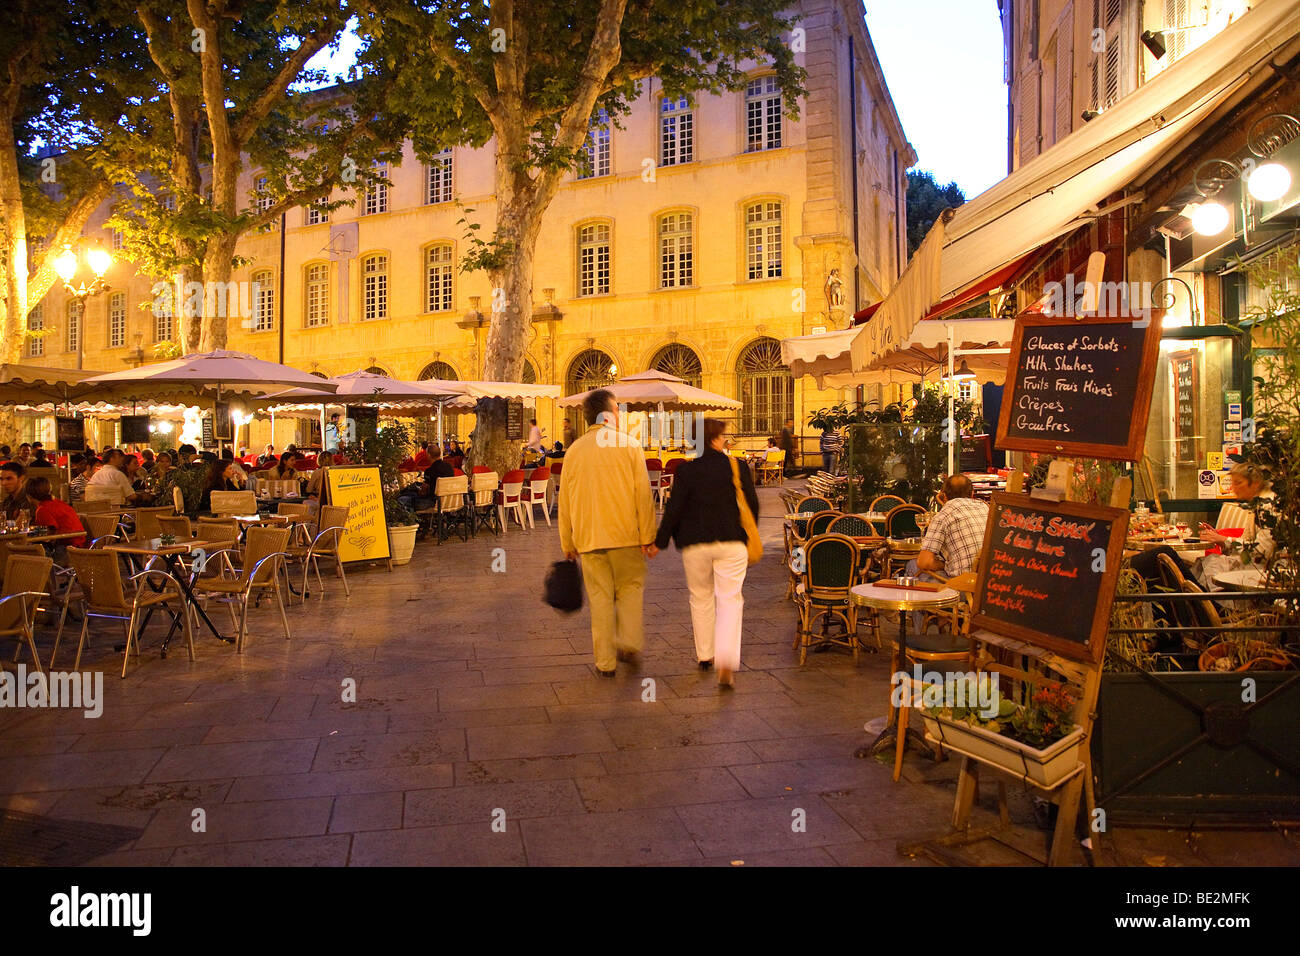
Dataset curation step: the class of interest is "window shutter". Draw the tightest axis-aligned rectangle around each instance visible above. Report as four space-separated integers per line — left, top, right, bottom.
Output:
1018 64 1041 167
1055 3 1074 142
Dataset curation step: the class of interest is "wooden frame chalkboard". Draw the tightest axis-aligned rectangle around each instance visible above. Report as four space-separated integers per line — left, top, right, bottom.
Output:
970 492 1130 664
996 312 1162 461
1169 349 1199 463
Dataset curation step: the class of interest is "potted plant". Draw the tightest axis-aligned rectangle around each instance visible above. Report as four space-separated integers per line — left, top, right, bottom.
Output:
385 497 420 566
919 678 1085 788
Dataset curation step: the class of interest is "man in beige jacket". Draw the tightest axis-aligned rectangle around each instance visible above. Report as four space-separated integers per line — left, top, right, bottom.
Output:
559 389 658 677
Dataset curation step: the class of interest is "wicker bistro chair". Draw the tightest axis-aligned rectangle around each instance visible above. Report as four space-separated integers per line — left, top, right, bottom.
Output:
432 475 471 543
807 511 841 537
793 533 862 666
158 515 193 540
871 494 907 514
0 554 53 673
495 469 528 532
885 503 926 539
468 472 501 536
521 467 551 529
826 514 882 585
209 490 258 517
790 496 833 539
196 517 240 546
80 512 126 546
284 505 351 602
62 547 194 677
84 485 125 508
130 506 177 543
192 526 292 653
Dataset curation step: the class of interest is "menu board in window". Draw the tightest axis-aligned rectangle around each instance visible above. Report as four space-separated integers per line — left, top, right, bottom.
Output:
971 493 1129 663
996 312 1163 461
1169 349 1199 462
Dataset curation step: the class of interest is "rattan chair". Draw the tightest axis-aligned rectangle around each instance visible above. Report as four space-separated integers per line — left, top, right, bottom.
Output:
284 505 350 602
793 533 861 665
130 506 176 543
193 526 291 653
468 472 501 536
209 490 257 516
195 517 239 546
885 503 925 538
158 515 193 540
80 512 125 546
432 475 471 543
871 494 907 514
62 546 193 677
0 554 52 673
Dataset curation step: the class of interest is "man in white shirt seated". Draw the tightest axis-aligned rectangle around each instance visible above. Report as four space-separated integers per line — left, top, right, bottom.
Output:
915 474 990 583
87 448 151 505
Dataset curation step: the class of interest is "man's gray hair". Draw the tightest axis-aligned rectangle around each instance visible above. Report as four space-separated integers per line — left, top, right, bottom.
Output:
582 389 616 427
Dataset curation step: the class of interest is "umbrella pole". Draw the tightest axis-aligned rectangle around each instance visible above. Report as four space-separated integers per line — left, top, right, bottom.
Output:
947 325 956 477
437 403 443 447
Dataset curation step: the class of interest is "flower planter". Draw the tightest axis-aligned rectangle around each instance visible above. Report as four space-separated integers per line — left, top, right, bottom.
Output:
1197 642 1292 672
388 524 419 566
920 709 1085 789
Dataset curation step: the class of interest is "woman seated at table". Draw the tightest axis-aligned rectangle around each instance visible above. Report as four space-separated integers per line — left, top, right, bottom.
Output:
28 477 87 549
199 459 244 513
149 452 174 491
123 454 150 493
270 451 300 481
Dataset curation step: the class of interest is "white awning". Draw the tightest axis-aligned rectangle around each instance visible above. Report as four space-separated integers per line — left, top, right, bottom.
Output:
853 0 1300 373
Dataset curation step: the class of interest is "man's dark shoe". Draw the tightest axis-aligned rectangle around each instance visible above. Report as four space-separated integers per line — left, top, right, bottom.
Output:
596 667 616 678
698 659 714 671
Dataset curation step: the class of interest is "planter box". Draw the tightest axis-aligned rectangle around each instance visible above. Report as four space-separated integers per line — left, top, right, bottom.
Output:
388 524 418 566
920 709 1085 789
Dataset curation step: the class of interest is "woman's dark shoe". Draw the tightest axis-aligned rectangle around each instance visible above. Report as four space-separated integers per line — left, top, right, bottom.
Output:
596 667 616 678
698 659 714 671
717 668 734 689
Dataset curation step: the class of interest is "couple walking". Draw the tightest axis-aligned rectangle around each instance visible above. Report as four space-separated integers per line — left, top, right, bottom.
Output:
558 389 761 689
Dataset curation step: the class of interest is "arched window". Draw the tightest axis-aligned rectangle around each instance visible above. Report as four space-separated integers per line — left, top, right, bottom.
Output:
251 270 274 332
651 343 702 388
364 365 387 376
736 337 792 436
425 244 453 312
418 361 458 381
567 349 616 395
362 254 388 321
657 213 693 288
521 359 538 385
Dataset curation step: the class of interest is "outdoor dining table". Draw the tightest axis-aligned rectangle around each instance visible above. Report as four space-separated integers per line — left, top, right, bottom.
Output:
105 538 237 651
850 581 961 777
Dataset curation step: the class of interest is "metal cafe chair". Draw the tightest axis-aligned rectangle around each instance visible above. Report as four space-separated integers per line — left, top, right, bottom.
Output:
193 525 292 653
793 533 861 666
0 554 52 674
284 505 351 602
432 474 471 544
468 472 501 536
62 547 193 677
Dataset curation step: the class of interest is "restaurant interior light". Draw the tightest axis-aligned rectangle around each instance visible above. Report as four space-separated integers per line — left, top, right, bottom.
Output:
1190 201 1229 236
942 359 976 382
1247 161 1291 202
53 246 78 284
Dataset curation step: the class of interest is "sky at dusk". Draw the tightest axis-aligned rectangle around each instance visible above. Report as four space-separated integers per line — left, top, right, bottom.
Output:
306 2 1012 203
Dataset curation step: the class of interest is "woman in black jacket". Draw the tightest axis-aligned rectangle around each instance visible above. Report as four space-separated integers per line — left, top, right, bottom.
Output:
652 418 760 689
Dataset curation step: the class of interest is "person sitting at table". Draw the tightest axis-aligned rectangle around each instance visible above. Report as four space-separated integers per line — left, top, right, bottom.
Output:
27 476 86 548
257 443 277 469
140 448 157 474
199 458 244 513
913 473 989 584
397 448 455 513
26 447 57 475
271 451 300 481
89 449 152 505
306 451 334 501
123 454 150 492
0 461 33 521
70 457 98 503
150 452 173 489
14 443 32 466
411 442 433 471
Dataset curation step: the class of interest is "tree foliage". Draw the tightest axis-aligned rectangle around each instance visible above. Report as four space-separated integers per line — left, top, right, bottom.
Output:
905 169 964 257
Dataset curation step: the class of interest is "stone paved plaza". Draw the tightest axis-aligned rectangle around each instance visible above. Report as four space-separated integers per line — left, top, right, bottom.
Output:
1 485 1296 866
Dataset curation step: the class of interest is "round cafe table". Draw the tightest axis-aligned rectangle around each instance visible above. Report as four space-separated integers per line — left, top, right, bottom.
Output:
850 582 960 778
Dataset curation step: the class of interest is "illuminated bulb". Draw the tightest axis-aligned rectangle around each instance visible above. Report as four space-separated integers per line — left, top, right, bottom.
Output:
1247 162 1291 202
1191 201 1229 236
86 247 112 277
53 246 78 283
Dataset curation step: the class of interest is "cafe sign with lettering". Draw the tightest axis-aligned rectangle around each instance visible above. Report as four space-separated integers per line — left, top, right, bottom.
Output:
996 312 1163 461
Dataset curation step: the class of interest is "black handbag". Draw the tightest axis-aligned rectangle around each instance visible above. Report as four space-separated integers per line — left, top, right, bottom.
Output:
544 559 584 613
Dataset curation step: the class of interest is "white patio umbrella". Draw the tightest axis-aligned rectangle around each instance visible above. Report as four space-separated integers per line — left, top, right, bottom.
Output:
556 370 740 412
441 381 563 409
81 350 337 451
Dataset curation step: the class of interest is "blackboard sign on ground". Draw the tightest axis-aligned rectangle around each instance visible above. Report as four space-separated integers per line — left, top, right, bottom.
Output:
971 492 1129 663
996 312 1161 461
55 416 85 452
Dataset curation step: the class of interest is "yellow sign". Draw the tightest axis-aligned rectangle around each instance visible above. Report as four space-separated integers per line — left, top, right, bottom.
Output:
1207 452 1225 472
326 466 391 563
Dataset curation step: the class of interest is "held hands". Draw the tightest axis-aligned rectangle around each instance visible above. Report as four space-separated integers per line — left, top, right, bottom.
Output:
643 544 659 559
564 551 578 562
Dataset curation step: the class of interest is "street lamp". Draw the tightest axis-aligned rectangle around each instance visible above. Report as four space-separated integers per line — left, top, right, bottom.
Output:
53 242 114 370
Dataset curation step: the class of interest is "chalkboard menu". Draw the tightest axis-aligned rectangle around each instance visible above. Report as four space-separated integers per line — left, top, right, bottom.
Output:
200 415 215 449
971 493 1129 663
213 401 233 441
1169 349 1199 462
996 312 1162 461
507 401 524 441
55 416 84 452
